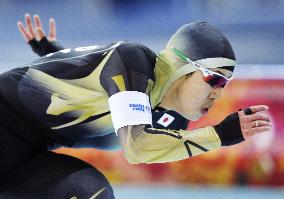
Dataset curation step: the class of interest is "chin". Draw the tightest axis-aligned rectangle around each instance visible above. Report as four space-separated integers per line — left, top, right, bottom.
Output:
186 112 202 121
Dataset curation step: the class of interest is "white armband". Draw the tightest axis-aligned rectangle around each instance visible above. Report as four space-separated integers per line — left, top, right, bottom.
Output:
108 91 152 134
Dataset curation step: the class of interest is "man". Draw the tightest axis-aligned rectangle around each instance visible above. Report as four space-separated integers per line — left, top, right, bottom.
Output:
0 14 271 198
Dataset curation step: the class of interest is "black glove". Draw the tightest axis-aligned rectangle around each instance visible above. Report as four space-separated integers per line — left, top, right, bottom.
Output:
214 108 252 146
28 37 64 56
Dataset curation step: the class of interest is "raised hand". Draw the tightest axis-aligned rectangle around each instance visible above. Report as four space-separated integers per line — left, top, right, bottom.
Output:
17 14 56 42
17 14 63 56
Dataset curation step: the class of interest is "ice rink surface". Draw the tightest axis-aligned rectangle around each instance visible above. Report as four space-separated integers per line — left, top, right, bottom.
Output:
114 185 284 199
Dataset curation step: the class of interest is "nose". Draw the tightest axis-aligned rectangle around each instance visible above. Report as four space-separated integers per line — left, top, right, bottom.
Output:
209 87 222 100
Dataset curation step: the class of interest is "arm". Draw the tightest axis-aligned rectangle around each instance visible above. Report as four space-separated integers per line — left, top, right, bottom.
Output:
117 125 219 164
17 14 64 56
116 105 271 164
101 43 271 164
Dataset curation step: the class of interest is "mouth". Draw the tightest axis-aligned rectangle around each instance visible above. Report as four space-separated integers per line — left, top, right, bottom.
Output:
202 108 209 115
202 104 213 115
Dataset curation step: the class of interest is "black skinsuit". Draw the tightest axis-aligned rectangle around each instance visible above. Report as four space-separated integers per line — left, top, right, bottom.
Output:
0 39 244 198
0 41 189 198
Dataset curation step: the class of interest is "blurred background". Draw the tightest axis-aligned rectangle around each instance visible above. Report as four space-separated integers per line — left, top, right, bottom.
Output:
1 0 284 198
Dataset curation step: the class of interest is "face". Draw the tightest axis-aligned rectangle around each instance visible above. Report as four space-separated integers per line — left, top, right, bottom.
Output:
164 68 232 121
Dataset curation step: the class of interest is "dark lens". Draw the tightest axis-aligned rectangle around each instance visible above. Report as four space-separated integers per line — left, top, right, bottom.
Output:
203 75 227 88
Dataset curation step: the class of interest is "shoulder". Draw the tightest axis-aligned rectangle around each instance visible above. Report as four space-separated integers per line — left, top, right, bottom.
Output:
116 42 156 78
116 42 156 65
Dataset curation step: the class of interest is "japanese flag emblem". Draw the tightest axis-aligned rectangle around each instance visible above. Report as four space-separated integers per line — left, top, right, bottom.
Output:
157 113 175 127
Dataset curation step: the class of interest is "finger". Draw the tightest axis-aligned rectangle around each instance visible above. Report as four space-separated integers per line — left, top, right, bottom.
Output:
34 15 43 29
34 15 47 40
247 113 270 122
251 126 272 135
249 105 269 114
243 126 271 139
35 27 46 41
48 18 56 41
25 14 35 37
250 120 271 128
17 21 33 42
238 109 246 117
243 108 253 115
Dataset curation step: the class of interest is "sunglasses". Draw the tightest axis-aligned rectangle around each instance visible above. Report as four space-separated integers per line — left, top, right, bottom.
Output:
172 48 233 88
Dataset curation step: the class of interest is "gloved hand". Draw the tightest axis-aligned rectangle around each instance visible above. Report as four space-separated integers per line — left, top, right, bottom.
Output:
17 14 64 56
214 105 271 146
